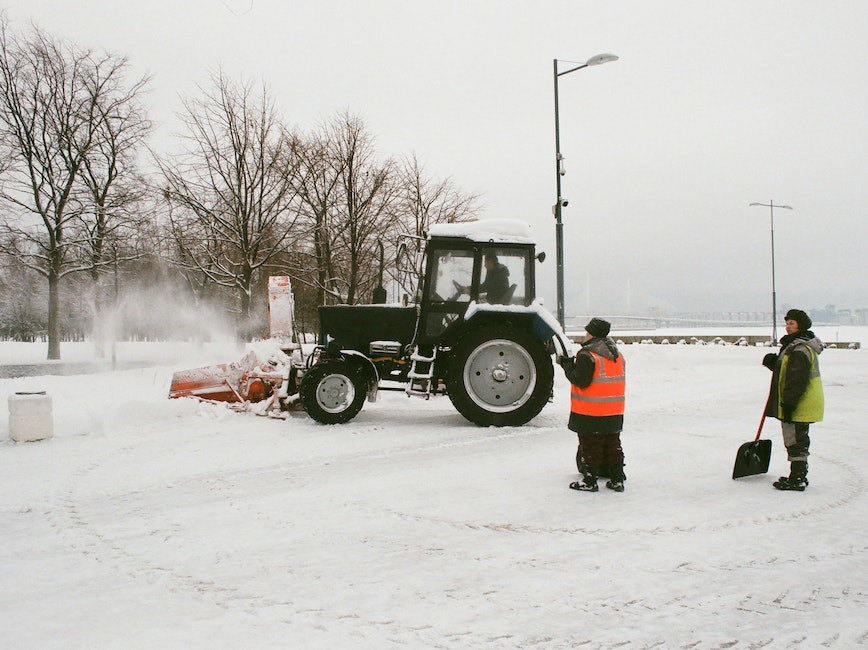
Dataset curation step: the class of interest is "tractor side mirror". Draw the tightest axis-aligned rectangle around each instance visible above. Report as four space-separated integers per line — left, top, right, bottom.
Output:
537 251 546 263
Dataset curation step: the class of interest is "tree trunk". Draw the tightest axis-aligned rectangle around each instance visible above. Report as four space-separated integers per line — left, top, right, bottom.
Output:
47 268 61 360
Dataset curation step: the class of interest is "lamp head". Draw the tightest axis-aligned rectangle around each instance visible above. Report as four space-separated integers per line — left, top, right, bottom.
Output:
586 53 619 66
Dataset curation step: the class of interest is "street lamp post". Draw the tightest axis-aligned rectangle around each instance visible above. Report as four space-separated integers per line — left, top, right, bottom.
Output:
553 54 618 330
750 200 793 345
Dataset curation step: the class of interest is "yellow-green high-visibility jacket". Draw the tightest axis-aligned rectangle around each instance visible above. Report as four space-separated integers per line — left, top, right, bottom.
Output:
769 336 824 423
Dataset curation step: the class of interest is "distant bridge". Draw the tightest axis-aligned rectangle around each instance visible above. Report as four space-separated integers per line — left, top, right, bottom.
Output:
564 332 860 349
565 314 781 330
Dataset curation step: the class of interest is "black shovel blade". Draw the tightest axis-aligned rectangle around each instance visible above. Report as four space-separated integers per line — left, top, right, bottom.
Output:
732 439 772 479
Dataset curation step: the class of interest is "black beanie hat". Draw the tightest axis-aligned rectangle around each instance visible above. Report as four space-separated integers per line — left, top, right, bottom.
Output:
585 317 611 338
784 309 812 331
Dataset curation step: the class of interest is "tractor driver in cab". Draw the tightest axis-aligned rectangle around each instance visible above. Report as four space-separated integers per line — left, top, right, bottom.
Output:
479 254 510 304
459 253 510 304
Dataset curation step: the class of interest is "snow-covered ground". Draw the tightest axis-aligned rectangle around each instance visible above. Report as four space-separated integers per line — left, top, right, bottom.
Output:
1 329 867 648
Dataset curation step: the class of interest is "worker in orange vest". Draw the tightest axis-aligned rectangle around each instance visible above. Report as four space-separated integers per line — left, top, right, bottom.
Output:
558 318 627 492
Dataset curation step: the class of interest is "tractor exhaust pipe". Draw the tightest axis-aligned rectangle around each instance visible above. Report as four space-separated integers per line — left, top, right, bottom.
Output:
372 240 387 304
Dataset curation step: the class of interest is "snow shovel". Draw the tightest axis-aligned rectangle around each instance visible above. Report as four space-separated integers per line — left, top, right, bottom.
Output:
732 413 772 479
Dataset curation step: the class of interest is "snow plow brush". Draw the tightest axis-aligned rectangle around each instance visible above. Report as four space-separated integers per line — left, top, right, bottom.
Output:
732 413 772 479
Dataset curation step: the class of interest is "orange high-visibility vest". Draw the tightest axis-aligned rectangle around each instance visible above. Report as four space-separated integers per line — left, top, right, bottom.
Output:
570 352 626 417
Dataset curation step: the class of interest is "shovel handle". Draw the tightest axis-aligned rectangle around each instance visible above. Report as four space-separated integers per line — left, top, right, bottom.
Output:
755 413 766 441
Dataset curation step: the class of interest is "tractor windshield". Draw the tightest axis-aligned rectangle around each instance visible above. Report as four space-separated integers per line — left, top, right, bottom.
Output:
426 249 475 303
421 249 474 339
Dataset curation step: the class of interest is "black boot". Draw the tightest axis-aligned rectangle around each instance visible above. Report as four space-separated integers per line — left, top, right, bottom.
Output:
605 479 625 492
605 465 626 492
570 477 598 492
773 461 808 491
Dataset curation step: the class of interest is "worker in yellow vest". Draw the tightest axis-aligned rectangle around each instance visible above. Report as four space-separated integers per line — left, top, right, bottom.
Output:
762 308 824 491
559 318 627 492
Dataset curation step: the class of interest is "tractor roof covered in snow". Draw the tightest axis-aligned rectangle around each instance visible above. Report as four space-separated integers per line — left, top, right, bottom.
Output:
427 218 535 244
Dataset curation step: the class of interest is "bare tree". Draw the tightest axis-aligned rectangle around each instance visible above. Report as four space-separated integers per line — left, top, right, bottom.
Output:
390 153 480 298
396 153 479 238
291 125 345 308
77 79 151 265
158 72 303 338
0 256 45 340
76 55 151 355
290 112 395 307
273 112 396 308
291 117 480 310
0 17 150 358
329 112 398 305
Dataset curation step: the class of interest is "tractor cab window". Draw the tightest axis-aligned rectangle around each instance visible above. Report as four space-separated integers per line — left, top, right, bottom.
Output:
478 247 528 306
422 248 474 338
426 249 475 303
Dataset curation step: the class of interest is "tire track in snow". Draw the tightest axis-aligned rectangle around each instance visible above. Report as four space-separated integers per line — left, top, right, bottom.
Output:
378 450 865 543
49 420 868 578
41 416 868 649
43 433 305 616
41 421 564 642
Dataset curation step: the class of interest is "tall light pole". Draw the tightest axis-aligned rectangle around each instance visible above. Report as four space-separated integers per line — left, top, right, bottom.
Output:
750 200 793 345
553 53 618 330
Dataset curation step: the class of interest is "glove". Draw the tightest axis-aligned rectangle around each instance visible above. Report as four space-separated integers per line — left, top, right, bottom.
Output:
762 353 777 370
780 403 795 423
557 355 572 369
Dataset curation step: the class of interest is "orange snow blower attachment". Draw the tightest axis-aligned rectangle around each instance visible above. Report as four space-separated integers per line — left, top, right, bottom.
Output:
168 362 246 402
168 351 286 404
168 276 297 411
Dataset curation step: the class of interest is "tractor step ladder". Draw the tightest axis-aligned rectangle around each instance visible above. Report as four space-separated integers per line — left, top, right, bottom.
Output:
406 345 437 399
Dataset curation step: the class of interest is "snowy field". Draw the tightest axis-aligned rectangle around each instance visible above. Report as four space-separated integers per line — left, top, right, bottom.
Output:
1 328 867 649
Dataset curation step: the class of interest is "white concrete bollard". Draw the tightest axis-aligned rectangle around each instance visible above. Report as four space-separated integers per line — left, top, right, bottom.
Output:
8 391 54 442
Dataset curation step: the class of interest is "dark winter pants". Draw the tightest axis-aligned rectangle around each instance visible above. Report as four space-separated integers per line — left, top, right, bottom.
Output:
781 422 811 462
576 432 625 482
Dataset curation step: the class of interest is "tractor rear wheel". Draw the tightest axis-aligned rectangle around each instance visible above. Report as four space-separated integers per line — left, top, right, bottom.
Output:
446 324 554 426
300 360 367 424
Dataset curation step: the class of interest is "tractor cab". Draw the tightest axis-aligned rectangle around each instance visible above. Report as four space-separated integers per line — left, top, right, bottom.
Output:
417 227 536 345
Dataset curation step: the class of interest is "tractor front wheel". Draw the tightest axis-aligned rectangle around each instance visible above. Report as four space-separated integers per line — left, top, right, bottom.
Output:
300 360 367 424
446 325 554 426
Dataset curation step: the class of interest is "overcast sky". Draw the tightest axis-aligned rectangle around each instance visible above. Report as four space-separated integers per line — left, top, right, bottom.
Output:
5 1 867 317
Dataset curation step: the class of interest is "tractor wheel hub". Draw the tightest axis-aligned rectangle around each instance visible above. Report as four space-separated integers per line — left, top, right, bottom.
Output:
491 365 508 382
